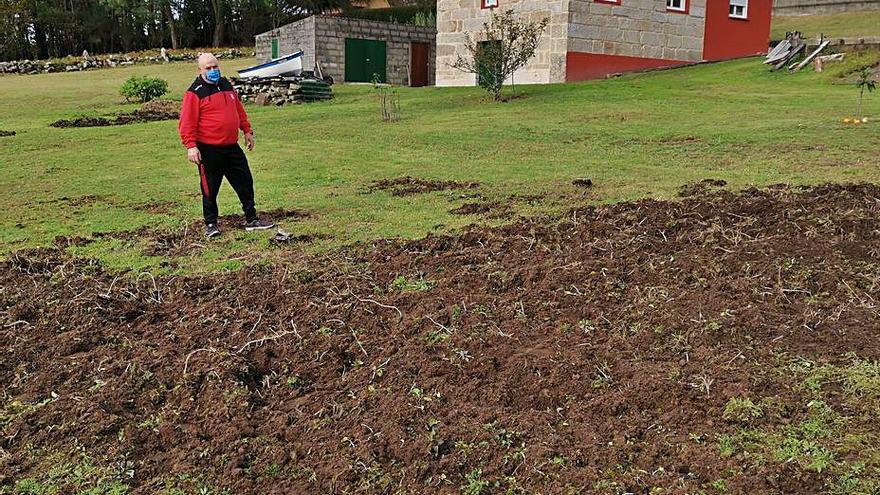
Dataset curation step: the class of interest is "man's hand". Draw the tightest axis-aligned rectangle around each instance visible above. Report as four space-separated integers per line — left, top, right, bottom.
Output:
187 147 201 165
244 132 255 151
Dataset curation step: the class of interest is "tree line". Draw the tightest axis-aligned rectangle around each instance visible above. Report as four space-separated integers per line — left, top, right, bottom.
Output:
0 0 421 61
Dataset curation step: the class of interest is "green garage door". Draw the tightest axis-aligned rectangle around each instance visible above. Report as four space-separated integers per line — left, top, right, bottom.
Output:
345 38 387 83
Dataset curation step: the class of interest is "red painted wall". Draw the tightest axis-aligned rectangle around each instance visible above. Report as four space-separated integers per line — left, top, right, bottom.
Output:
703 0 773 61
566 52 689 82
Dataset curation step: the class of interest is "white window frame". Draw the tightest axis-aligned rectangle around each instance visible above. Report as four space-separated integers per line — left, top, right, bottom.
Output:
667 0 687 12
729 0 748 19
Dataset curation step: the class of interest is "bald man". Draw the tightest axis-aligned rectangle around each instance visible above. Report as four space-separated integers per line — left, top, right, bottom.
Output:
178 53 274 238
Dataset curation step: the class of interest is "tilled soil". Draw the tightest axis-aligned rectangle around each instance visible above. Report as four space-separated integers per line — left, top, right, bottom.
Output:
50 101 180 128
2 184 880 494
677 179 727 197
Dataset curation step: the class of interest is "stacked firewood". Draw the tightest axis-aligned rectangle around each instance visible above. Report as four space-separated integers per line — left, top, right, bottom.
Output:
232 77 332 106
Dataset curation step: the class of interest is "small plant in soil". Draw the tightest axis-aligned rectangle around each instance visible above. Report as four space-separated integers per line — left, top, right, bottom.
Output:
390 275 431 292
371 74 401 123
722 397 764 424
461 469 494 495
855 67 876 121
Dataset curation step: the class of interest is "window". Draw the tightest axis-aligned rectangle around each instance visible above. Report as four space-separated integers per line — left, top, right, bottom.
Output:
594 0 621 5
481 0 498 8
729 0 748 19
667 0 687 12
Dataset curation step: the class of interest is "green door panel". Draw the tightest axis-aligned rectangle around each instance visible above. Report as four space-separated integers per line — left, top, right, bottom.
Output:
345 38 387 83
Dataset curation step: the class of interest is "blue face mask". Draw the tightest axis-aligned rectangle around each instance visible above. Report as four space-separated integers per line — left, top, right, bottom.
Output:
205 68 221 83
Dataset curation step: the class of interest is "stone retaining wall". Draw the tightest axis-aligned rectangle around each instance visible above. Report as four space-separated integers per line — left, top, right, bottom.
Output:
773 0 880 15
808 35 880 51
0 48 247 76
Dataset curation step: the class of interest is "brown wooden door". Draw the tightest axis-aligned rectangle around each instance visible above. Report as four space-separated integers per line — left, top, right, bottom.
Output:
410 42 430 87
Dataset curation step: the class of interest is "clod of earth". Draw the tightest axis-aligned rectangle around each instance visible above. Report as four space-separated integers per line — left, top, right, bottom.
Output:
0 130 15 137
678 178 728 197
3 183 880 493
50 100 179 128
367 176 480 196
572 178 593 188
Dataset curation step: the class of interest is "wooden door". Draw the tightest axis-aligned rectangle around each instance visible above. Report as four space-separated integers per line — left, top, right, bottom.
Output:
410 42 430 87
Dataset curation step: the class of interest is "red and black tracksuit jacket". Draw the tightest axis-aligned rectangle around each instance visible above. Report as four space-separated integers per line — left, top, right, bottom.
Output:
178 76 257 224
178 76 251 148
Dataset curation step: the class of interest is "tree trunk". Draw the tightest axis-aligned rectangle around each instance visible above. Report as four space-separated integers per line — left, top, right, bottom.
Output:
163 0 179 49
210 0 224 47
857 89 864 120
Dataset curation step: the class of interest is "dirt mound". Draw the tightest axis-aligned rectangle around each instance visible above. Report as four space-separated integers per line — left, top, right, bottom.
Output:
0 130 15 137
678 178 728 197
368 176 479 196
50 100 179 128
3 184 880 493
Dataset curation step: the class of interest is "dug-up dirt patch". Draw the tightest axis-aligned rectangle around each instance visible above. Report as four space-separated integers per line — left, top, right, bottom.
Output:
678 178 727 197
367 176 480 196
62 207 312 260
50 99 179 128
3 184 880 493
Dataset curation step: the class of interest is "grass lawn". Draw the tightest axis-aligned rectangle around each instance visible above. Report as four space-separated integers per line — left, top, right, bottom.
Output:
1 56 879 272
772 11 880 39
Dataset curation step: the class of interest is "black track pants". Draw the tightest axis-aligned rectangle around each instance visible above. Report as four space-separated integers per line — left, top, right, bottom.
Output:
196 142 257 225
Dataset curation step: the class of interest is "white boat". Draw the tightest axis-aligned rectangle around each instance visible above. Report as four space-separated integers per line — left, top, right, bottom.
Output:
238 51 304 78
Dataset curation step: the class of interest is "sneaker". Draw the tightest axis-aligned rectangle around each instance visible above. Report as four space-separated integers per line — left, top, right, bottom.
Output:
244 218 275 231
204 223 221 238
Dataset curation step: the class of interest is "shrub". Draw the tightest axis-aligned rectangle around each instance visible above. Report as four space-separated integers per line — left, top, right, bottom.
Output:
451 9 549 101
120 76 168 103
371 74 401 123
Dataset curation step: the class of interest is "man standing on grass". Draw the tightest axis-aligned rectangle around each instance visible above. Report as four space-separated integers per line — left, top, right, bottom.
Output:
179 52 274 238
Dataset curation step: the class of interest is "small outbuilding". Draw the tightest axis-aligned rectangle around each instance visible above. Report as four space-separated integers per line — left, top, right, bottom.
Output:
255 16 436 86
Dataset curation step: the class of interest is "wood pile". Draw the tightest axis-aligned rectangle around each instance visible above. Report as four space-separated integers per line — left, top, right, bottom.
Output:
0 48 247 75
232 76 333 106
765 32 836 73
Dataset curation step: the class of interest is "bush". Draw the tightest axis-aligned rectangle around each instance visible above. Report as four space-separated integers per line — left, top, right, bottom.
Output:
451 9 549 102
120 76 168 103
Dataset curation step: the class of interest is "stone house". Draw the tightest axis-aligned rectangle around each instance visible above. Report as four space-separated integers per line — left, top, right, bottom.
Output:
254 16 436 86
436 0 773 86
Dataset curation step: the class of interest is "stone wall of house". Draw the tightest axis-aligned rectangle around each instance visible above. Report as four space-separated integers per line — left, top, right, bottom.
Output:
567 0 707 63
435 0 570 87
313 16 436 85
255 16 317 70
773 0 880 15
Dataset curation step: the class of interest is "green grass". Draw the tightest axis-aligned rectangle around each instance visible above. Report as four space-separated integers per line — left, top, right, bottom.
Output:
1 56 879 272
772 11 880 40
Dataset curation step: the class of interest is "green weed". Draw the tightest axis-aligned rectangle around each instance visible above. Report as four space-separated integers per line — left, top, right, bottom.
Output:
722 397 764 424
390 275 431 292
